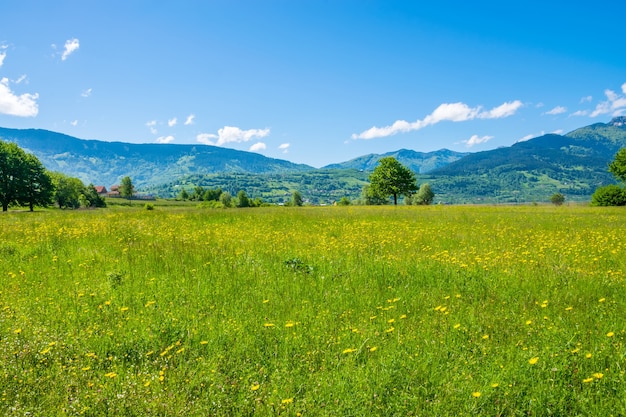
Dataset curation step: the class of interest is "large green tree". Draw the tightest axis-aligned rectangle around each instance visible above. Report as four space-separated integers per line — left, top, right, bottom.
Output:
0 141 23 211
0 141 54 212
368 157 417 205
20 153 54 211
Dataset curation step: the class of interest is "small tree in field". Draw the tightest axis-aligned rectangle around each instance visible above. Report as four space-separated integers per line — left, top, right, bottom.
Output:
291 190 304 207
119 176 134 204
550 193 565 206
368 157 417 205
413 183 435 205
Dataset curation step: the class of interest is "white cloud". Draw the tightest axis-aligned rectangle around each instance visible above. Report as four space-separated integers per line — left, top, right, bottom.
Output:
168 117 177 127
517 131 546 143
81 88 92 97
146 120 158 134
61 38 80 61
580 96 593 103
478 100 523 119
156 135 175 144
184 114 195 125
249 142 266 152
590 86 626 117
70 120 78 126
278 143 290 153
544 106 567 115
552 129 564 135
0 77 39 117
0 52 5 67
570 110 588 117
15 75 27 84
352 100 522 140
464 134 493 147
196 126 270 146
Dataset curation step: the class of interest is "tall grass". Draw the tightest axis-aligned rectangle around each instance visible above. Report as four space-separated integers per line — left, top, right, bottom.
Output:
1 205 625 415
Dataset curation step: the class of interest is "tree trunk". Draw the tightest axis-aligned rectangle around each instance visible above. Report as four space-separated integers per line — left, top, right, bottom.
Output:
2 203 7 212
30 202 34 212
393 193 398 205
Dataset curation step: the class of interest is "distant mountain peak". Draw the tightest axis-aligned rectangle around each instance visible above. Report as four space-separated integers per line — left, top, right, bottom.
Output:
609 116 626 127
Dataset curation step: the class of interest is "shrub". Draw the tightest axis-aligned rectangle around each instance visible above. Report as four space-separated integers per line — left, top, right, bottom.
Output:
591 184 626 206
550 193 565 206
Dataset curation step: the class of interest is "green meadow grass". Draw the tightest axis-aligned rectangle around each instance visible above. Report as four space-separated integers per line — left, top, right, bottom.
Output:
1 205 625 416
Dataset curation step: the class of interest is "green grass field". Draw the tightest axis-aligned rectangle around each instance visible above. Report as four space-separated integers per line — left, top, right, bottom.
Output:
1 205 625 416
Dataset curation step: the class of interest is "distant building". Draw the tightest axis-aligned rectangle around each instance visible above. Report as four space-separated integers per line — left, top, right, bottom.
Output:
94 186 108 195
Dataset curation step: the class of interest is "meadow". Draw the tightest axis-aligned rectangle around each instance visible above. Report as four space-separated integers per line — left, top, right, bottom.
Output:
1 204 625 416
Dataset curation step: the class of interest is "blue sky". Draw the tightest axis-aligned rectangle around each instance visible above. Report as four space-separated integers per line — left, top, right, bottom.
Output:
1 1 625 168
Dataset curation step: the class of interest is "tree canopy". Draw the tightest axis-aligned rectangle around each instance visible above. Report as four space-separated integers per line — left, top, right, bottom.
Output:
0 140 54 211
368 157 417 205
120 176 134 202
608 148 626 183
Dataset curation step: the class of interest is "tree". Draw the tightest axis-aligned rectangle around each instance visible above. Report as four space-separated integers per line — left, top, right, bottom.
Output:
291 190 304 207
219 191 233 207
50 172 84 209
413 183 435 205
550 193 565 206
0 141 54 212
236 190 251 208
368 157 417 205
82 184 107 208
0 141 24 211
608 148 626 183
20 153 54 211
119 176 134 203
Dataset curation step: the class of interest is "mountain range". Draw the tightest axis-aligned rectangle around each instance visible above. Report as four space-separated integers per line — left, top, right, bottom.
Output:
1 117 626 204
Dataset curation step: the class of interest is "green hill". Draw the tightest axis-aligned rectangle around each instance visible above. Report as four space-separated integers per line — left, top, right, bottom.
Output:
0 127 314 188
2 117 625 204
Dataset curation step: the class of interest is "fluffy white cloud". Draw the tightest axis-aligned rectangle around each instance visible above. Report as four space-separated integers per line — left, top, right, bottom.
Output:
570 110 588 117
580 96 593 103
544 106 567 115
146 120 157 134
278 143 290 153
478 100 523 119
81 88 92 98
70 120 78 126
196 126 270 146
0 52 5 67
61 38 80 61
0 77 39 117
352 100 522 140
590 86 626 117
156 135 175 144
184 114 195 125
464 134 493 147
249 142 266 152
168 117 177 127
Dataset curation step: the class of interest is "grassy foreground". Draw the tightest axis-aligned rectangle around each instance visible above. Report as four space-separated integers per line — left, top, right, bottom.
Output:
1 205 625 416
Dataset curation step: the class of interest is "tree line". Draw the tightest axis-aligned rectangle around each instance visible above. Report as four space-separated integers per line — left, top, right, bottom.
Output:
1 140 105 211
